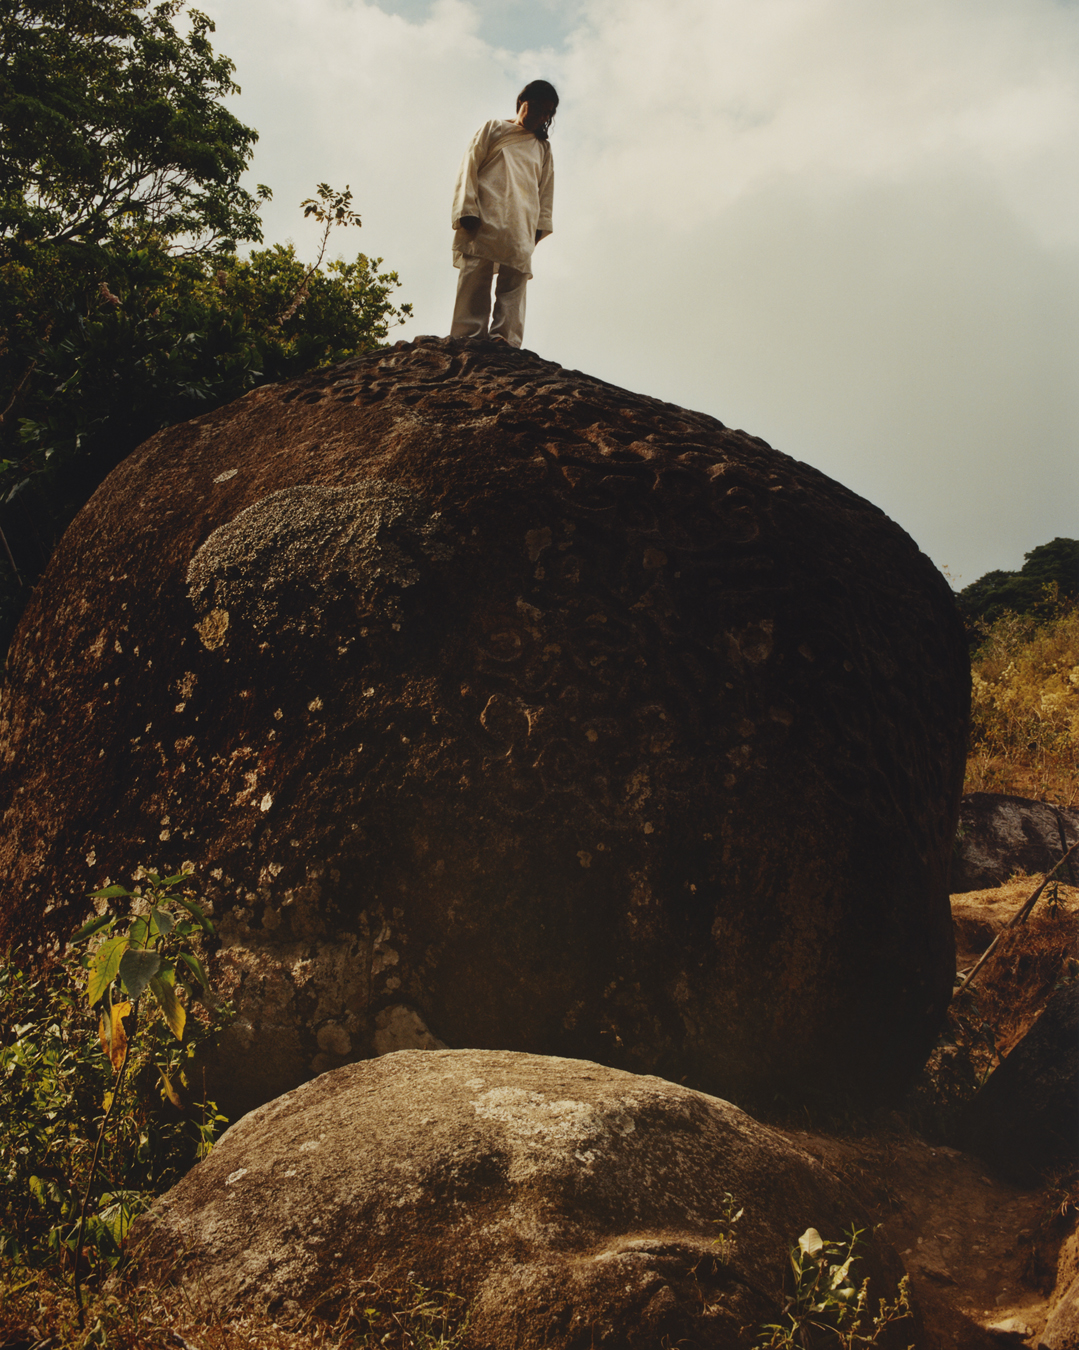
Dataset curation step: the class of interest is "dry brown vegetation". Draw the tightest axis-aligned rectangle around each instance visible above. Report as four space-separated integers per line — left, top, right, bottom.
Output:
963 598 1079 806
0 1269 469 1350
912 874 1078 1138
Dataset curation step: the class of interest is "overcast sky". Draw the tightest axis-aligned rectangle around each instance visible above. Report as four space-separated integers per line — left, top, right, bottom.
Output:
200 0 1078 589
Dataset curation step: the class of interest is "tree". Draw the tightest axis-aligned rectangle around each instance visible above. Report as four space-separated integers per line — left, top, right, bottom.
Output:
959 538 1079 627
0 0 264 253
0 7 412 656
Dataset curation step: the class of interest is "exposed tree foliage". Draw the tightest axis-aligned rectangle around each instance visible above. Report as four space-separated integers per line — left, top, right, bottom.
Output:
958 538 1079 627
0 0 264 252
0 6 412 657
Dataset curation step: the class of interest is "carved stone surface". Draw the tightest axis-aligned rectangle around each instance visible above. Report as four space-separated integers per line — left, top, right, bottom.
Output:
133 1049 917 1350
0 336 969 1116
952 792 1079 893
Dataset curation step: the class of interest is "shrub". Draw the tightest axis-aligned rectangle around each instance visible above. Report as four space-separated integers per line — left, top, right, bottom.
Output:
752 1225 913 1349
0 902 228 1276
964 592 1079 805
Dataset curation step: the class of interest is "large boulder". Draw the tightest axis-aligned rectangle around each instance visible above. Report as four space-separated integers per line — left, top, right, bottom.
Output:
133 1049 917 1350
0 336 969 1115
953 793 1079 892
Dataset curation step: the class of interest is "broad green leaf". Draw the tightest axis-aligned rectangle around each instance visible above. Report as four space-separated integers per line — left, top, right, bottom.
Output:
799 1228 824 1259
150 907 176 938
128 916 149 949
149 973 186 1040
178 950 209 991
71 913 115 942
830 1256 855 1290
161 871 192 887
119 948 162 1000
89 885 130 900
175 894 215 936
88 935 128 1006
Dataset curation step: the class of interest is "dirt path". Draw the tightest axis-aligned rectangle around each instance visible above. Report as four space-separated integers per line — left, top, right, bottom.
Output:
778 1125 1051 1347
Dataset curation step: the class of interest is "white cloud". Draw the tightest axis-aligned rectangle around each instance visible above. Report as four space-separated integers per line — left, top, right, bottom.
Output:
203 0 1079 584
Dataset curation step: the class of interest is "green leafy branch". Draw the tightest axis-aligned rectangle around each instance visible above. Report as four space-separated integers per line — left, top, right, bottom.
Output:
69 867 216 1323
754 1226 913 1350
277 181 363 326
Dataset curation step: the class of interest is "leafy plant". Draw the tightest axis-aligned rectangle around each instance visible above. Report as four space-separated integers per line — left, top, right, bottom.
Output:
711 1190 744 1258
68 867 222 1318
753 1226 913 1350
0 867 229 1302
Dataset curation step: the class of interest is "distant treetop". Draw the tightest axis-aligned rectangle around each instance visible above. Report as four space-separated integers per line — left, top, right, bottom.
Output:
958 538 1079 625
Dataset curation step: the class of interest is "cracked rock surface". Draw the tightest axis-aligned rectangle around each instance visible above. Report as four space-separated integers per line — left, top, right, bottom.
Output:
0 336 968 1116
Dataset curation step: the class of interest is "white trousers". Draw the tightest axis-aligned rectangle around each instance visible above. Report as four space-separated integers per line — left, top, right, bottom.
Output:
451 256 528 347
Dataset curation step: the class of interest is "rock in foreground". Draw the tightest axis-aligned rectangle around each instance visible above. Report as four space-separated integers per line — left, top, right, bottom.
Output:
133 1050 915 1350
0 336 968 1115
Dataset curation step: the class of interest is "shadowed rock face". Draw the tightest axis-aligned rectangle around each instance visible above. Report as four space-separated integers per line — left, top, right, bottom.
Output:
956 982 1079 1186
133 1050 918 1350
952 792 1079 892
0 337 968 1116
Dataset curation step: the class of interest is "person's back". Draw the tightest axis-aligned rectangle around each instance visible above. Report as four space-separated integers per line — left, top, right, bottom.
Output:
450 80 557 348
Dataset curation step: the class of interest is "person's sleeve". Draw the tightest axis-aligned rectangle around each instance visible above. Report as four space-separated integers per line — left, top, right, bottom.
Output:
536 146 554 240
451 122 493 228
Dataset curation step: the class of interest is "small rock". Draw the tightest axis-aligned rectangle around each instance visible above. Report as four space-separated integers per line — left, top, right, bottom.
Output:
987 1318 1032 1342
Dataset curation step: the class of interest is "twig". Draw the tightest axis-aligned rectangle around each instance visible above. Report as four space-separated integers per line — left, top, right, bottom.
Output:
0 358 37 429
73 1013 134 1325
952 836 1079 1001
0 522 22 585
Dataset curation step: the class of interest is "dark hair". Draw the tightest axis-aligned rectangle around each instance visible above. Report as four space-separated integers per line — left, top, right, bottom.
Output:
516 79 559 140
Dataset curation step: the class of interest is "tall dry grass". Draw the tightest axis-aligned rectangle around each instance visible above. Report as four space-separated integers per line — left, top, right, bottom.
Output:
963 595 1079 806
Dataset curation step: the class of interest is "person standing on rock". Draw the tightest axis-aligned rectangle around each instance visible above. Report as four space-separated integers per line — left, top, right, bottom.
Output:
449 80 557 348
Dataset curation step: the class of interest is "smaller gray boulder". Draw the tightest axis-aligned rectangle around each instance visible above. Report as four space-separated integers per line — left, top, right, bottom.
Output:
133 1050 915 1349
953 794 1079 892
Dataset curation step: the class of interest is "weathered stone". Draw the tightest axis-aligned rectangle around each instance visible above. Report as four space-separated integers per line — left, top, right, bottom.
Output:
953 793 1079 893
956 982 1079 1185
133 1049 917 1350
1043 1290 1079 1350
987 1318 1033 1343
0 336 968 1116
1043 1233 1079 1350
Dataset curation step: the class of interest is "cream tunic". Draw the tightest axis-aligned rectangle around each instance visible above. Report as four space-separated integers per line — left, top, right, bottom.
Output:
451 119 554 279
